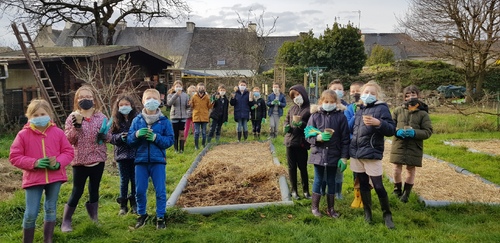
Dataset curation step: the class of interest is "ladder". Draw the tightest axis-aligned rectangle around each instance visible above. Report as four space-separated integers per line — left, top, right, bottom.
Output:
11 23 67 128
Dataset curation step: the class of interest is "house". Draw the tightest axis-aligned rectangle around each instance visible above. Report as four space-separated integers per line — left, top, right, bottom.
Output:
361 33 435 61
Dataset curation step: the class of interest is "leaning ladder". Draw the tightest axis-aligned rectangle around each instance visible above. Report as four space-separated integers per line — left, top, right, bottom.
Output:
11 23 67 128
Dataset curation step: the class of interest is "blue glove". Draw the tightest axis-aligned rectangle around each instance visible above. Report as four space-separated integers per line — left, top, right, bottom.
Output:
320 132 331 141
396 129 405 138
405 129 415 138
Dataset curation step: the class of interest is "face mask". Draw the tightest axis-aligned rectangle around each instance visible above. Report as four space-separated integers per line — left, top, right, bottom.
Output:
219 91 226 96
30 115 51 127
144 99 160 111
119 105 132 115
175 87 182 92
191 92 196 96
159 80 164 83
79 99 94 110
273 88 280 94
406 97 419 107
334 90 344 99
360 94 376 104
353 93 361 102
253 92 260 97
322 103 336 112
239 85 246 91
198 88 205 94
293 95 304 106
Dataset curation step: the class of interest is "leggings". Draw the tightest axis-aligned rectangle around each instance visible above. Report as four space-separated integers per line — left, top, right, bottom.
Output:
172 121 186 150
357 172 388 198
184 117 193 141
67 162 105 207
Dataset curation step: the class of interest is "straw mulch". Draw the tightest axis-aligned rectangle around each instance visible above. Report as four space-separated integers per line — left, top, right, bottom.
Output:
176 142 287 208
382 141 500 203
448 139 500 156
0 158 22 201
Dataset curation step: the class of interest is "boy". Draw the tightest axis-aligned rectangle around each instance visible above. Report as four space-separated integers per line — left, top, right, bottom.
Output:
208 84 229 144
128 89 174 229
266 83 286 138
230 80 252 141
250 87 267 140
328 79 348 106
190 83 213 149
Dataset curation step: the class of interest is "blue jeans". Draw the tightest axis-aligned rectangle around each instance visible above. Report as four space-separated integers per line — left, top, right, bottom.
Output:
236 119 248 132
135 164 166 217
194 122 207 140
23 182 62 228
118 159 136 199
312 165 337 195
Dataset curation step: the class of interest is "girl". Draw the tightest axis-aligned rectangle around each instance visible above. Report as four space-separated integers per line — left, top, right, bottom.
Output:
184 85 196 143
390 85 433 203
305 90 350 218
349 80 396 229
9 99 74 243
230 80 252 141
166 80 190 153
110 95 139 215
190 83 213 149
62 85 110 232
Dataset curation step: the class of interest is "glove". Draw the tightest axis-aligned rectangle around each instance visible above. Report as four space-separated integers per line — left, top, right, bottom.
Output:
136 128 149 138
284 124 290 133
304 126 322 138
72 116 82 128
405 129 415 138
97 132 107 143
47 162 61 170
146 131 157 142
35 158 50 169
210 95 216 103
224 121 228 126
319 132 331 141
121 132 128 142
396 129 405 138
292 121 302 127
337 159 347 173
273 100 279 105
251 105 257 110
262 118 266 123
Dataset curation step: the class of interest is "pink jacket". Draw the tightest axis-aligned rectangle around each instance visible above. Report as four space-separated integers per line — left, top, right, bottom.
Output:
64 111 110 166
9 122 74 189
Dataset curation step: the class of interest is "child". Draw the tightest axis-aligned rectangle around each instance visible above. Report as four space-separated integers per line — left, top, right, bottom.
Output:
208 84 229 143
305 90 350 217
250 87 267 140
266 83 286 138
350 81 396 229
390 85 433 203
189 83 213 149
128 89 174 229
184 85 197 142
62 85 111 232
166 80 190 153
284 85 311 200
9 99 74 243
110 95 139 215
230 80 252 141
328 79 348 106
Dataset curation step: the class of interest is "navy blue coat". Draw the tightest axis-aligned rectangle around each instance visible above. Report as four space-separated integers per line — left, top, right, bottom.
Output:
110 119 136 161
230 90 251 121
349 101 395 160
266 92 286 117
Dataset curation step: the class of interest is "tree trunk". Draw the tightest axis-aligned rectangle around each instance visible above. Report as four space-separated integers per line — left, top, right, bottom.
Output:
106 27 115 45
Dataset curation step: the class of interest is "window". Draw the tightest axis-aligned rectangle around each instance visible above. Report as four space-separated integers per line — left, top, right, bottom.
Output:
217 59 226 66
72 37 85 47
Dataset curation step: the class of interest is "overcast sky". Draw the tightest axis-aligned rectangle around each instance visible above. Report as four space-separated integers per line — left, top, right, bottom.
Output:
0 0 409 47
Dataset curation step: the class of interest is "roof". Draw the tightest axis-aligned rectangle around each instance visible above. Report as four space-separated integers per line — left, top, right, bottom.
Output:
0 47 13 53
363 33 430 59
261 36 299 71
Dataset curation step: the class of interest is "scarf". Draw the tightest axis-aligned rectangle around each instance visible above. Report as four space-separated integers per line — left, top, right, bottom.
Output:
142 109 161 126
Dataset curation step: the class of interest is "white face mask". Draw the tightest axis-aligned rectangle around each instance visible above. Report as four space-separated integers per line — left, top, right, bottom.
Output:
239 85 246 91
293 95 304 106
219 91 226 96
273 88 280 94
175 87 182 92
322 103 336 112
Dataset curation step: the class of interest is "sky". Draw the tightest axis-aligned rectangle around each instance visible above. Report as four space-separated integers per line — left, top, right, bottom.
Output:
0 0 409 48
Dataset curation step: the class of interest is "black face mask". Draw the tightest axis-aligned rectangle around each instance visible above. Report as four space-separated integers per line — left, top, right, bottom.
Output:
198 89 205 95
79 99 94 110
406 98 419 107
353 93 361 102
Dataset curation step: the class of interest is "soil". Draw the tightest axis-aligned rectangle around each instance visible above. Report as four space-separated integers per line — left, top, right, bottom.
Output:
0 158 23 200
447 139 500 156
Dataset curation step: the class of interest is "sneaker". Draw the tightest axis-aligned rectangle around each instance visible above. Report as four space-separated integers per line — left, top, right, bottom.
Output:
156 217 165 229
135 214 148 228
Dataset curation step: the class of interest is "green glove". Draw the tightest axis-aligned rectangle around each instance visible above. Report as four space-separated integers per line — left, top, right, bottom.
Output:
136 128 149 138
35 158 50 169
47 162 61 170
337 159 347 173
210 95 215 103
320 132 331 141
284 124 290 133
224 121 228 126
251 105 257 110
273 100 279 105
146 131 157 142
262 118 266 123
304 126 322 138
292 121 302 127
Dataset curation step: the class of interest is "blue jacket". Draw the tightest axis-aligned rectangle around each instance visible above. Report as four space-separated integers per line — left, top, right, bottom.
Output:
230 90 252 121
127 112 174 164
345 102 357 135
110 119 136 161
266 92 286 117
349 101 395 160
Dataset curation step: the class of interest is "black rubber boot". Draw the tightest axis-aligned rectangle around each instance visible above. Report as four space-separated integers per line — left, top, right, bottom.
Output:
128 195 137 214
85 201 98 223
61 204 76 232
400 183 413 203
23 227 35 243
237 132 242 142
257 133 260 140
326 194 340 218
301 170 311 199
393 182 402 198
116 197 128 215
360 190 372 223
207 136 212 144
379 196 395 229
194 138 199 150
202 137 206 147
43 221 56 243
215 136 220 143
311 193 322 217
243 131 248 141
173 138 178 152
289 167 299 199
179 140 185 153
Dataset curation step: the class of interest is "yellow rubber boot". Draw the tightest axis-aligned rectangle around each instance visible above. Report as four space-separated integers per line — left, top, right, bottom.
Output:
351 188 363 208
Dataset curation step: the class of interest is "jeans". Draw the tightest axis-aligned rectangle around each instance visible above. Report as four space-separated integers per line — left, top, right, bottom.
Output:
312 165 337 195
208 119 223 137
118 159 136 199
236 119 248 132
67 162 105 207
194 122 207 141
135 164 166 216
23 182 62 228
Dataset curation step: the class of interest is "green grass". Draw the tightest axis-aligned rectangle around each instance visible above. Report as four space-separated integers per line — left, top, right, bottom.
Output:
1 108 499 242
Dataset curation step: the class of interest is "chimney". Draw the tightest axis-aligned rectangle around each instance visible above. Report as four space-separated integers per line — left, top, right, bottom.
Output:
116 20 127 31
248 22 257 32
186 22 195 33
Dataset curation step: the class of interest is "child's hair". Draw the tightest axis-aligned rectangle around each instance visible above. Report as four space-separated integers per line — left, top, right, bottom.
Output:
73 85 101 111
350 81 364 87
26 99 53 119
253 87 260 91
239 80 247 85
187 85 196 94
142 89 160 102
168 80 183 94
272 82 280 87
218 84 226 90
403 85 420 96
318 90 338 104
111 95 138 133
197 82 205 87
361 80 384 100
328 79 343 89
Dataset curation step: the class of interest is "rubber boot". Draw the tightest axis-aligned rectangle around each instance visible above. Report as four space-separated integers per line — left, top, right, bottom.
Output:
302 179 311 199
128 195 137 214
179 140 185 153
379 196 395 229
207 136 212 144
326 194 340 218
85 201 98 223
351 188 363 208
116 197 128 215
23 227 35 243
243 131 248 141
289 168 299 199
61 204 76 232
194 138 199 150
253 132 257 140
335 182 343 199
393 182 402 198
173 138 178 152
237 132 242 142
360 190 372 223
202 137 206 147
257 133 260 141
400 183 413 203
43 221 56 243
215 136 220 143
311 193 322 217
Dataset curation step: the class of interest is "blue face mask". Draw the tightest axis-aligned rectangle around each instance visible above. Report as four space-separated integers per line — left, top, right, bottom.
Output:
30 115 51 127
334 90 344 99
119 105 133 115
144 99 160 111
322 103 336 112
254 92 260 97
360 94 377 104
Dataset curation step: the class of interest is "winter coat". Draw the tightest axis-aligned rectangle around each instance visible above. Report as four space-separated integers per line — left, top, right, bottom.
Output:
190 93 213 123
284 85 311 149
250 98 267 121
110 118 136 161
349 101 395 160
306 105 350 167
230 90 252 121
166 91 190 120
127 112 174 164
266 92 286 117
390 102 433 167
9 122 74 189
64 111 111 166
209 95 229 122
345 102 358 135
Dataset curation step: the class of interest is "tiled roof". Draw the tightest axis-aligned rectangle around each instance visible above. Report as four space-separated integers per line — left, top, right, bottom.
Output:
363 33 430 59
261 36 299 71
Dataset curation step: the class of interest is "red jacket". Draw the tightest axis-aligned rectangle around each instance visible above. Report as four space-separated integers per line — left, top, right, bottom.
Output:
9 122 74 189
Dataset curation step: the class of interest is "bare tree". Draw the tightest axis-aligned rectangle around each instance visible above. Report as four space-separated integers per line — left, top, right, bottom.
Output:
398 0 500 101
1 0 190 45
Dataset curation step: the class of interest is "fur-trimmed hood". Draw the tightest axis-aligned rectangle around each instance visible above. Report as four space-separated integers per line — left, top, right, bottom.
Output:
310 103 346 114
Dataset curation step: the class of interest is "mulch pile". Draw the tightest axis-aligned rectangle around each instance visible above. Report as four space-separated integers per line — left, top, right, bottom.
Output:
176 142 287 208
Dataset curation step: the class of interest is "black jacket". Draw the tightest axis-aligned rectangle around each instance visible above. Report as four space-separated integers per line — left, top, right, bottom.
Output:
209 95 229 122
250 98 267 121
284 85 311 149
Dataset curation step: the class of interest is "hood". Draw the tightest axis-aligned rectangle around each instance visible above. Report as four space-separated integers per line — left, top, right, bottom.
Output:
310 103 346 114
289 84 310 107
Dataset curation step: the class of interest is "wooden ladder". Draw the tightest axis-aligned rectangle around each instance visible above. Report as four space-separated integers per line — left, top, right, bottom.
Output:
11 23 67 128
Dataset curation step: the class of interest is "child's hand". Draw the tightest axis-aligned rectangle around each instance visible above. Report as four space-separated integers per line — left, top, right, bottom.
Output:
284 124 290 133
251 104 257 110
262 118 266 123
146 131 157 142
224 121 228 126
47 162 61 170
121 132 128 141
363 116 380 126
405 129 415 138
292 121 302 127
136 128 149 138
337 159 347 172
35 158 50 169
319 132 331 141
97 132 107 142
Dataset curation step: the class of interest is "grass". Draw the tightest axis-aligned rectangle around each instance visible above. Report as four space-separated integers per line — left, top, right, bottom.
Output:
0 107 499 242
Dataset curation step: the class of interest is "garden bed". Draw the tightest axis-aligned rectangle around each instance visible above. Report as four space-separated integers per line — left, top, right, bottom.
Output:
443 139 500 156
